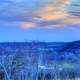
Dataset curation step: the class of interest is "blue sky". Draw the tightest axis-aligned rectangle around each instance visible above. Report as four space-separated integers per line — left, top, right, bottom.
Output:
0 0 80 42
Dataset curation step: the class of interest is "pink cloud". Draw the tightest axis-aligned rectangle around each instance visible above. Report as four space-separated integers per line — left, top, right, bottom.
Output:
19 0 80 29
20 22 37 29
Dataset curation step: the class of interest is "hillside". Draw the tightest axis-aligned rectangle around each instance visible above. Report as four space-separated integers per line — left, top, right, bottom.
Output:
0 41 80 80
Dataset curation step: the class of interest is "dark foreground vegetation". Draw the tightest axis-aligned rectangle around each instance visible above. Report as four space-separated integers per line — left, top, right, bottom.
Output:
0 41 80 80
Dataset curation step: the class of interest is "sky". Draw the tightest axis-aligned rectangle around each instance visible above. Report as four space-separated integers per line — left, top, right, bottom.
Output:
0 0 80 42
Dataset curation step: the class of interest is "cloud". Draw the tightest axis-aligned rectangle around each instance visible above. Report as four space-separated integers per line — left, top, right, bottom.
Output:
0 0 80 29
20 22 36 29
67 18 80 25
33 5 69 22
20 0 72 29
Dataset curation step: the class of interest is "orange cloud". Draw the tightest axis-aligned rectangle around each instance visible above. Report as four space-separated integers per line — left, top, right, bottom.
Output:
68 18 80 24
60 0 71 5
20 22 36 29
34 8 69 22
19 0 80 29
63 0 70 4
33 0 71 22
49 18 80 29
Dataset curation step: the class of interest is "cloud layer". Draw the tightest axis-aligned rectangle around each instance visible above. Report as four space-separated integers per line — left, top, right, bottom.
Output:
0 0 80 29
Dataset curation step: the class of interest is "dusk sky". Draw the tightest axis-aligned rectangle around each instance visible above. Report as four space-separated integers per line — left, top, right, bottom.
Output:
0 0 80 42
